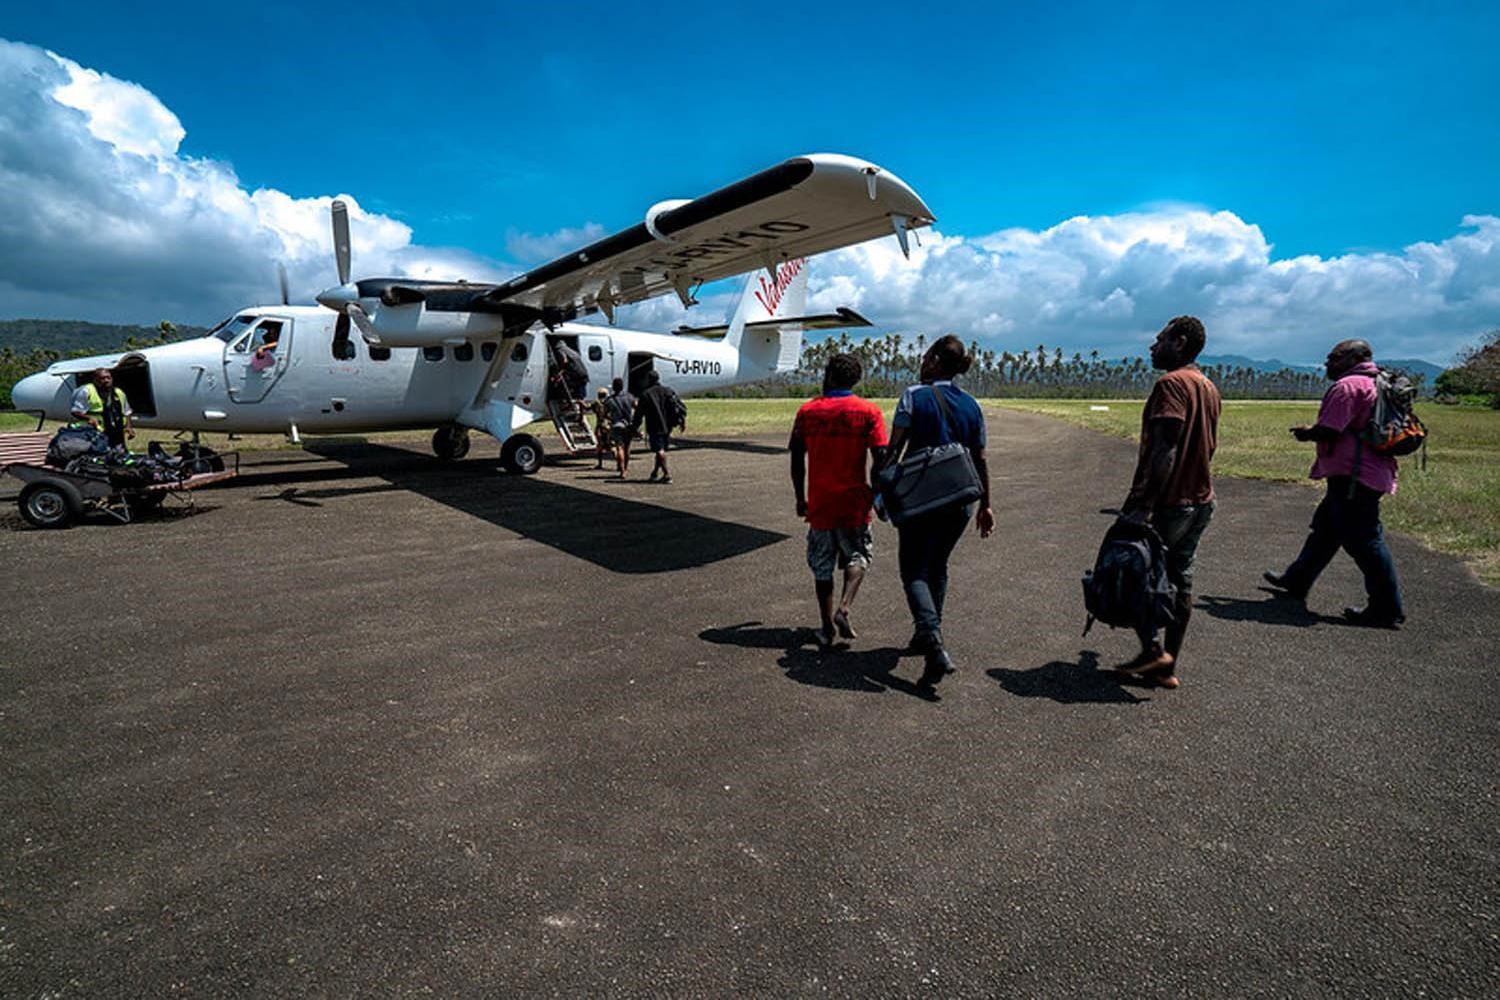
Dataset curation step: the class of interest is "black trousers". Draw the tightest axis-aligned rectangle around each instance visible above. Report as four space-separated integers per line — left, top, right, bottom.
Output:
1281 477 1404 618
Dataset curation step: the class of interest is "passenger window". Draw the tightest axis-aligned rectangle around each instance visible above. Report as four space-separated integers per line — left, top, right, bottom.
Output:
332 336 356 361
423 346 444 362
481 342 497 362
511 343 528 362
454 343 474 362
369 346 391 361
588 345 603 362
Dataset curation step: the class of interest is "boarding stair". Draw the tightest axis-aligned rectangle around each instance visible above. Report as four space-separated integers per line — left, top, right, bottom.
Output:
547 397 597 455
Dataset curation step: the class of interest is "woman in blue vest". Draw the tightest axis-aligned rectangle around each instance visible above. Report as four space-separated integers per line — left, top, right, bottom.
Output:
882 336 994 693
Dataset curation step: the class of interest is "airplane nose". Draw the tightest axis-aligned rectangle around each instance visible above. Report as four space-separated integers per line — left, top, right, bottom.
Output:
10 372 60 417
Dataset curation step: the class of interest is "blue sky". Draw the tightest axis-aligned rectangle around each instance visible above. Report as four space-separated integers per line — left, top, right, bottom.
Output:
2 1 1497 361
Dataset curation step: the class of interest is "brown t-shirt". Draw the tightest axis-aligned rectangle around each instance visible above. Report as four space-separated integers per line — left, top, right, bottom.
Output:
1131 365 1221 507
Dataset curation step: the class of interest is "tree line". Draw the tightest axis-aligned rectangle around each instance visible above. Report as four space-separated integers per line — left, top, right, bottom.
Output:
712 332 1344 399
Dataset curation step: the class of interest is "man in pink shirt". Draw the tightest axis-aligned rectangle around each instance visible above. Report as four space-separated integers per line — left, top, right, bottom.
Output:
1263 339 1405 627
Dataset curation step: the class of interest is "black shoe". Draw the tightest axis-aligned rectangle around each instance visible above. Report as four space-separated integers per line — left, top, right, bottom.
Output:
906 629 941 655
1262 570 1308 599
1343 606 1405 629
917 646 955 688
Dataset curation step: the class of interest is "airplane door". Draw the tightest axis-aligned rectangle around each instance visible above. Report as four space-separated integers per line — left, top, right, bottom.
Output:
223 317 291 403
577 333 614 392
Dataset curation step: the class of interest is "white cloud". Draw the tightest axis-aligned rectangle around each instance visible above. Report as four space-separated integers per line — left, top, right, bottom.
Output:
0 38 1495 364
0 39 507 326
803 210 1500 364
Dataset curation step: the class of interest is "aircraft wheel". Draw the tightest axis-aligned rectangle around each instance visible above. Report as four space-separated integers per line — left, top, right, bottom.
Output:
19 482 79 529
433 425 471 461
500 434 543 475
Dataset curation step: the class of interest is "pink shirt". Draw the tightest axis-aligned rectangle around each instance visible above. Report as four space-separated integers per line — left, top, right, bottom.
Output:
1309 361 1398 494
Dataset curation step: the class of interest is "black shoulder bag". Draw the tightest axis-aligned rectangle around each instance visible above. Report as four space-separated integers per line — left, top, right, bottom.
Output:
876 386 984 526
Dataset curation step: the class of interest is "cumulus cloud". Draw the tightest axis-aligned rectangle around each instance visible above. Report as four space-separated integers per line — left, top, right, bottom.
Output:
801 210 1500 364
0 38 1495 363
0 39 507 326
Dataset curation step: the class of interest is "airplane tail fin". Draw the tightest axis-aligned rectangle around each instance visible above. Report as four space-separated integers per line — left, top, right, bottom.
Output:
725 257 808 373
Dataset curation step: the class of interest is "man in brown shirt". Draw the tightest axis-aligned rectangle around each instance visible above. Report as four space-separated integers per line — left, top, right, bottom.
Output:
1117 315 1222 688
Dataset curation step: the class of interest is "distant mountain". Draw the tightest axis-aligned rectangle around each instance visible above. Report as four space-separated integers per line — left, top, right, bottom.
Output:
1201 354 1444 380
0 318 208 355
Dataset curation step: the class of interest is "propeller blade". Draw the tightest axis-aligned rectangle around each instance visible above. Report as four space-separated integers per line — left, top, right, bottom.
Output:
334 312 350 342
277 263 290 306
331 199 351 286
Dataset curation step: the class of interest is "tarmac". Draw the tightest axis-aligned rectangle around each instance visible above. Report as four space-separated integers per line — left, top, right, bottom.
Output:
2 409 1497 997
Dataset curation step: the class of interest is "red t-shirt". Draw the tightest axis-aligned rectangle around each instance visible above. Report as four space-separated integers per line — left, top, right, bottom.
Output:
790 392 889 530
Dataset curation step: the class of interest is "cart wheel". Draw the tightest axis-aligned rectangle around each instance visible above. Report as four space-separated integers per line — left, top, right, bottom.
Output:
19 482 79 529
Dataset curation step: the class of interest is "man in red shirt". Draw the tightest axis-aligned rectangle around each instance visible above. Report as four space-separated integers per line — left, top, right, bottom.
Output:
790 354 889 648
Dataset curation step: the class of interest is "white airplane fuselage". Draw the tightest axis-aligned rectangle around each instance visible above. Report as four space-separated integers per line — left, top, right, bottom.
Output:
11 305 786 442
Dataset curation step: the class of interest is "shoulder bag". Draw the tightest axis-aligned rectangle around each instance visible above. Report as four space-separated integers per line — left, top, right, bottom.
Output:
876 386 983 526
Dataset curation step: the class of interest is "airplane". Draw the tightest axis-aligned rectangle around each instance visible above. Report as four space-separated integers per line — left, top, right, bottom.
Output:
10 153 933 473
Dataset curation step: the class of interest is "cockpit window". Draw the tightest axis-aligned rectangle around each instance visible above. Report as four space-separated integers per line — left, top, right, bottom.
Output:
211 315 257 343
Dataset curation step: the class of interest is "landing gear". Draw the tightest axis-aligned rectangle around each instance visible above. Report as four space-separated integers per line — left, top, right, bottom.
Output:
499 433 543 475
432 425 471 461
176 440 225 473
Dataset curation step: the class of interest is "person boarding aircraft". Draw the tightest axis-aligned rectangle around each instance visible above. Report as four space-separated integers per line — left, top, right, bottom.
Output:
10 153 932 473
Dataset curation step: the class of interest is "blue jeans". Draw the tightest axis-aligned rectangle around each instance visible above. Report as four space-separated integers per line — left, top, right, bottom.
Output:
897 504 971 641
1281 477 1404 618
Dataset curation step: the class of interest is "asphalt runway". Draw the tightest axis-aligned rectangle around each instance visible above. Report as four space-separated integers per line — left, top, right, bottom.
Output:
3 410 1497 996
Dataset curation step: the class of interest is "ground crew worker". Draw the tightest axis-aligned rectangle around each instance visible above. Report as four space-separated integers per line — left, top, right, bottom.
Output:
70 368 133 449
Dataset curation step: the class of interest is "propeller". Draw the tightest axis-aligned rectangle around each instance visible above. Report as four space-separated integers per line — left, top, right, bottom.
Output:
316 198 361 351
331 199 351 286
276 262 290 306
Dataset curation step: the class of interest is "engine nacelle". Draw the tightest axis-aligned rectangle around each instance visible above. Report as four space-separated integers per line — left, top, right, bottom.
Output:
358 303 508 348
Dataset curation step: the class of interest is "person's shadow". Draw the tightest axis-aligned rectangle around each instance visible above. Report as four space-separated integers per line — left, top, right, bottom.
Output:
986 651 1148 704
1196 592 1341 627
699 621 937 701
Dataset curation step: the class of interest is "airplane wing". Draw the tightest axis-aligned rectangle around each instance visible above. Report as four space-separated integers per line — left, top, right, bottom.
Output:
349 154 933 332
672 307 873 339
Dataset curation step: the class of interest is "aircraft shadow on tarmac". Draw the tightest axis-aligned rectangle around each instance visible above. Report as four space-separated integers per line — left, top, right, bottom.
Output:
699 621 938 701
986 651 1149 705
265 442 790 574
669 438 788 456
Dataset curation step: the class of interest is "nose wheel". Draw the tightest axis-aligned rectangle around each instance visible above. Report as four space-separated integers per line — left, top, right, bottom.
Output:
499 433 543 474
432 425 471 461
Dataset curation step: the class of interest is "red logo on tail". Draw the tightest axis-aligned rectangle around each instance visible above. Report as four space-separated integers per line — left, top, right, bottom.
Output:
752 257 805 316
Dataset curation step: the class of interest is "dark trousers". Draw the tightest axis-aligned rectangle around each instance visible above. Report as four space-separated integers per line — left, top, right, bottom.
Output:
1135 501 1215 660
897 505 970 641
1281 476 1404 618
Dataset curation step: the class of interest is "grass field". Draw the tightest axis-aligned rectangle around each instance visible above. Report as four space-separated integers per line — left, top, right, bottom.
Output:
6 399 1496 584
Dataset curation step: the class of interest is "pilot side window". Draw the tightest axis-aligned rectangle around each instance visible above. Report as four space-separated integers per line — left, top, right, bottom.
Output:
453 343 474 362
369 346 391 361
250 322 283 353
423 346 444 362
481 342 497 362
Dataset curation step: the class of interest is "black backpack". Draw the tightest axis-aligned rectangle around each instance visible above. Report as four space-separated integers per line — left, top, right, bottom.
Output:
1360 368 1427 457
1082 519 1178 636
666 387 687 428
